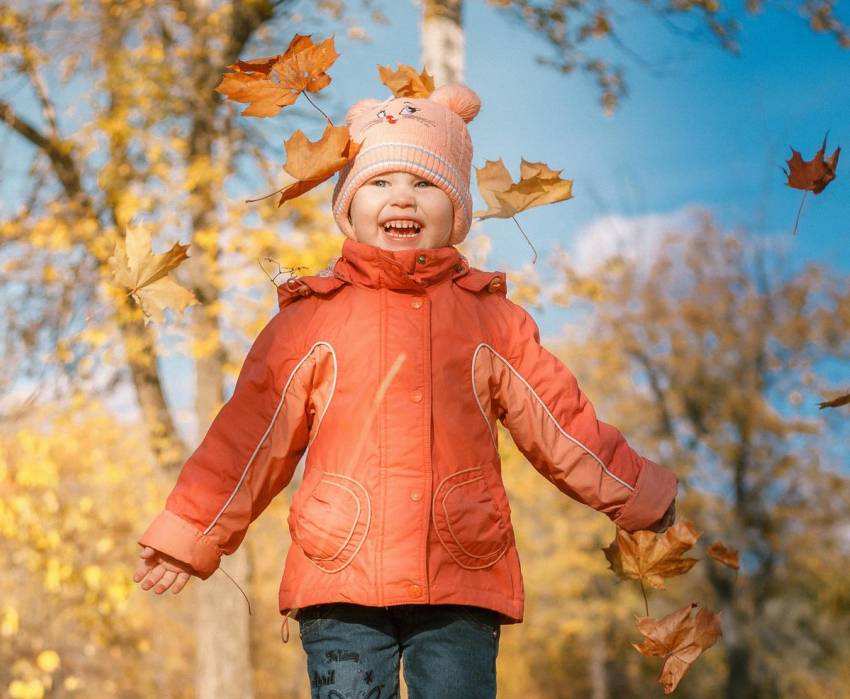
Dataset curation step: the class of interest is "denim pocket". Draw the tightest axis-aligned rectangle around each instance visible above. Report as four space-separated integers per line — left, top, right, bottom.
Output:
457 605 500 636
297 603 341 639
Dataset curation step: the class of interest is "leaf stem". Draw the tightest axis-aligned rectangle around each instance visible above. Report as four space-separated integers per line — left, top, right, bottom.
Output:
302 91 333 125
84 290 133 322
639 579 650 617
511 215 538 264
792 190 808 235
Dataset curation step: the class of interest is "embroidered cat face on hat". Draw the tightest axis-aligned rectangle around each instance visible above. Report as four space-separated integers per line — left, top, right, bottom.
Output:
332 84 482 246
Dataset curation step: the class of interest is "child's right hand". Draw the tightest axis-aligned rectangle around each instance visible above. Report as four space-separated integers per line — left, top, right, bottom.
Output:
133 546 194 595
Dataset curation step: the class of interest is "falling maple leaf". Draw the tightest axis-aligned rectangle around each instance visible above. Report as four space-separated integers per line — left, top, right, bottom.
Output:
783 134 840 194
603 520 701 591
781 133 840 235
275 124 362 205
706 542 740 570
634 603 722 694
474 158 574 220
214 34 339 118
377 64 435 98
473 158 574 263
108 223 198 325
818 391 850 410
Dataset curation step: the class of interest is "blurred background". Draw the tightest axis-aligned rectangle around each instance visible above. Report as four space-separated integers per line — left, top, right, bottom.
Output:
1 0 848 697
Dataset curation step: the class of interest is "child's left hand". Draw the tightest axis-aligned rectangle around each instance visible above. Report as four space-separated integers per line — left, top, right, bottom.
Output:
647 500 676 534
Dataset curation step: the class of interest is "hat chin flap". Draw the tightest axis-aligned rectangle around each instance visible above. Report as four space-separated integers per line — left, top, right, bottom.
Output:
429 84 481 124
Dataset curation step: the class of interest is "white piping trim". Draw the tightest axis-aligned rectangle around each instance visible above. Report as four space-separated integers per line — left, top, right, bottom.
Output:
297 473 372 574
471 344 499 451
443 476 508 560
203 342 338 535
432 467 508 570
471 343 634 493
298 480 360 562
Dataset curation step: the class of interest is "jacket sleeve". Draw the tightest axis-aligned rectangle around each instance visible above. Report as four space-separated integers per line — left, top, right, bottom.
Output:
486 301 677 532
138 313 332 579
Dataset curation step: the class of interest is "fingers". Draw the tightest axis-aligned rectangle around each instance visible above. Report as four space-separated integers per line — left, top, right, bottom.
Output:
172 571 191 595
133 548 193 595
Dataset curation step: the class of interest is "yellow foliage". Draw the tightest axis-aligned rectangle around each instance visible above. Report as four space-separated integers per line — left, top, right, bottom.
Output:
36 650 60 673
7 679 44 699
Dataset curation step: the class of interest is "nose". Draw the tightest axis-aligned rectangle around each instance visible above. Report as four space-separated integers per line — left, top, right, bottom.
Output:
390 186 417 209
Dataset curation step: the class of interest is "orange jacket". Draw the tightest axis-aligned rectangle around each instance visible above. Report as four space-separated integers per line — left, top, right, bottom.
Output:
139 239 677 624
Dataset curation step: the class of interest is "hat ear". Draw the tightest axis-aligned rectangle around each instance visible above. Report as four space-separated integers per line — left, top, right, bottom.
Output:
429 84 481 124
345 98 383 127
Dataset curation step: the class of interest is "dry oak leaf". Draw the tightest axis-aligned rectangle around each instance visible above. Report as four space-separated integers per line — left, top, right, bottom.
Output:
108 223 198 325
377 63 435 98
782 134 840 194
818 391 850 410
474 158 574 220
278 124 362 205
215 34 339 117
634 603 722 694
603 519 700 590
706 541 740 570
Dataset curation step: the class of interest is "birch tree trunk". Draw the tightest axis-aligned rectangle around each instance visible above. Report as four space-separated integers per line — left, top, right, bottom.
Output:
420 0 465 85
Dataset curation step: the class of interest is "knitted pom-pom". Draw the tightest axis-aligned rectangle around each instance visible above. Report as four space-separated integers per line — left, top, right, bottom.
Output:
345 98 382 127
429 84 481 124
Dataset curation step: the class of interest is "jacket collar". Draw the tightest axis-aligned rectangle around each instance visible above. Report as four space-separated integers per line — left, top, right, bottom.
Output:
334 239 469 291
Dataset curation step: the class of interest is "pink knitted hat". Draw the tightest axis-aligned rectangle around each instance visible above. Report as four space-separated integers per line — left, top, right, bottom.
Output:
332 84 481 246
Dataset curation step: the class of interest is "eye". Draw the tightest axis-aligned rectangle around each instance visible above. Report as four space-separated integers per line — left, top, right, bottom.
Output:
400 105 418 115
371 179 388 186
376 109 386 118
415 180 432 187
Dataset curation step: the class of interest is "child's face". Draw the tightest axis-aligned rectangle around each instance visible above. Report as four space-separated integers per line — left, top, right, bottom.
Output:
348 171 454 251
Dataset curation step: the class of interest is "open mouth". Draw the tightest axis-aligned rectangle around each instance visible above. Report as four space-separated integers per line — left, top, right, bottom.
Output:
382 220 422 240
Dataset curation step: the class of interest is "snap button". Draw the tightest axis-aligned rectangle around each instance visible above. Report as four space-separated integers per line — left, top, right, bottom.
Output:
455 266 464 273
410 390 423 403
408 584 422 599
411 297 424 309
487 277 502 292
410 488 423 502
417 254 427 264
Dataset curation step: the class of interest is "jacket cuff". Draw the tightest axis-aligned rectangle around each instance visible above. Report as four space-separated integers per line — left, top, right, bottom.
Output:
613 459 678 533
138 509 222 580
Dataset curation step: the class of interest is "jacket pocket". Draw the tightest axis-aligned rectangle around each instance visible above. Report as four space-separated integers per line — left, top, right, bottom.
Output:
433 467 508 570
288 469 371 573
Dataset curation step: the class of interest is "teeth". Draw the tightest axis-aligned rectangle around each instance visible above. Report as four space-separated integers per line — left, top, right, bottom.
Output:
383 220 421 232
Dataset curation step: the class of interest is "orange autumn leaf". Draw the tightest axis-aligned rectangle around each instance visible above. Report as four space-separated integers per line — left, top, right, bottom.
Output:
377 64 435 98
783 133 840 194
215 34 339 118
602 520 700 590
278 124 362 205
818 391 850 410
634 603 722 694
474 158 574 220
108 223 198 325
706 541 740 570
275 34 339 94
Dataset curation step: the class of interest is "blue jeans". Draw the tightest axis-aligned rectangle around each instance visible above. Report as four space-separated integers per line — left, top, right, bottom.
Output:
298 603 501 699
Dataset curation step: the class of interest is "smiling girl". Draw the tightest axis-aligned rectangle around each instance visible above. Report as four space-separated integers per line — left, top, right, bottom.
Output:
134 83 677 699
